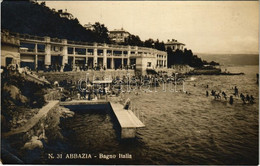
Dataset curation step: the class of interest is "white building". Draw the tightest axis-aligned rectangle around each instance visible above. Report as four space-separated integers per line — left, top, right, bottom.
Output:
109 28 130 43
1 31 167 75
165 39 185 51
84 22 95 31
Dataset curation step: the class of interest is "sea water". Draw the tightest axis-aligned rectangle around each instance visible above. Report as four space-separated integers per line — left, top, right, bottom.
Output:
41 65 258 165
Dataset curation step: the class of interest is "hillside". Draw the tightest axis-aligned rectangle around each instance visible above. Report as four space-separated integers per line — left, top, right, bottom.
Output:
1 0 214 68
1 0 109 43
197 53 259 66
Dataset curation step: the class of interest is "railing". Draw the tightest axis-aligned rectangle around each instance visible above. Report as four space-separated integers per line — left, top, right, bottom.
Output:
67 40 94 46
51 51 62 55
113 54 122 56
2 30 167 57
67 52 94 56
20 48 46 54
107 44 129 49
9 32 20 38
38 49 45 53
51 38 62 43
1 32 20 45
19 34 45 41
19 49 28 53
97 43 104 46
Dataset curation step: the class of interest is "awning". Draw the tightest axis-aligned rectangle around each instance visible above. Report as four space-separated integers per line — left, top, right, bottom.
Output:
93 80 112 84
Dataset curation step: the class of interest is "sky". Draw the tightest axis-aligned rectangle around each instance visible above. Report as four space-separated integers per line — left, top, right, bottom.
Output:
45 1 259 54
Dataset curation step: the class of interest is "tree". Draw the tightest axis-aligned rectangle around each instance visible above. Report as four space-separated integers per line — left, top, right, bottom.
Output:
124 35 143 46
154 39 165 51
144 38 154 48
92 22 110 43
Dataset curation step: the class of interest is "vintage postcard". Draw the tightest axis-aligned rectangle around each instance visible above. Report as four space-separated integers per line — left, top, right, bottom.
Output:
1 0 259 165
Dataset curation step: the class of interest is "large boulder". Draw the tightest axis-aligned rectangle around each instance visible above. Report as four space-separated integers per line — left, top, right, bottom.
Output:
23 136 43 150
3 84 28 104
59 107 75 118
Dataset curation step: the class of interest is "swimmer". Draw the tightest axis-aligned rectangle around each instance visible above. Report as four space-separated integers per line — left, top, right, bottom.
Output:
246 94 250 103
222 91 227 100
250 95 255 104
229 96 234 105
240 93 246 104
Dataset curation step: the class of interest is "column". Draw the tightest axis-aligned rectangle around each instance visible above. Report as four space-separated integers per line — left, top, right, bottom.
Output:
85 48 88 69
93 43 98 68
103 44 107 69
61 39 68 72
35 43 38 70
165 55 167 68
44 37 51 68
135 46 138 55
162 55 164 68
121 50 124 68
111 50 114 69
127 46 131 66
73 47 76 70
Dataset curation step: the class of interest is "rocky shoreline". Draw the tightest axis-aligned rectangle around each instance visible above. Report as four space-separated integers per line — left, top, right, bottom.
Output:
1 105 74 164
186 71 245 76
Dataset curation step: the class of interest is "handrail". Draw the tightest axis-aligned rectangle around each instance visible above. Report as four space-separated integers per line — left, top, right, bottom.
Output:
2 30 167 55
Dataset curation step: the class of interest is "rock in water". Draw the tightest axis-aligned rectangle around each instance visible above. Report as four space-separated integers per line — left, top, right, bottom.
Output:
60 107 75 118
23 136 43 150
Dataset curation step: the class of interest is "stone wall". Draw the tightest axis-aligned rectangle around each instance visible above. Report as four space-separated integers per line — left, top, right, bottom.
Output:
37 70 135 83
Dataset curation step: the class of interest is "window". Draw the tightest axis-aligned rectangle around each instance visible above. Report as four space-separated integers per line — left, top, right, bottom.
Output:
147 62 152 67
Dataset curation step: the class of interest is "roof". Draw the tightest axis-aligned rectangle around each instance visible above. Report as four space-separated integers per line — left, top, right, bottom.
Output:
109 28 130 34
165 41 185 46
84 23 92 27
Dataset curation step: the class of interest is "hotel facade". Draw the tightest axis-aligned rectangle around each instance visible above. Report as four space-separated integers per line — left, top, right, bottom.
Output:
108 28 131 44
1 30 167 75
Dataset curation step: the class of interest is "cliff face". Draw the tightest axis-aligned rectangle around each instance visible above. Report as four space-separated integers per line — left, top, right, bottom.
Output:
1 69 48 131
1 1 97 42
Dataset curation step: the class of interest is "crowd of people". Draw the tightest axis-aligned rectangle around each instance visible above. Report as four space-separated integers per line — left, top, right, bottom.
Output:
44 63 137 72
57 73 188 101
206 85 255 105
53 71 257 106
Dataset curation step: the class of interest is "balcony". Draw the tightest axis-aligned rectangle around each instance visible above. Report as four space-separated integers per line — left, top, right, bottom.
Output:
1 33 20 46
51 38 62 43
19 48 46 55
51 50 62 55
19 34 45 41
113 54 122 56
